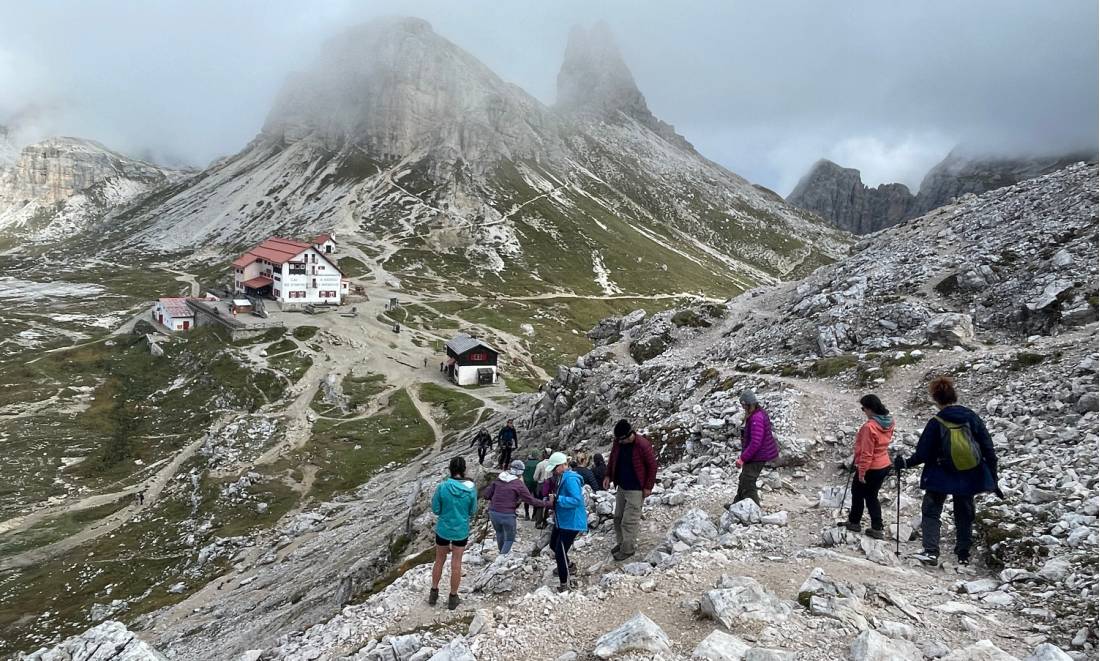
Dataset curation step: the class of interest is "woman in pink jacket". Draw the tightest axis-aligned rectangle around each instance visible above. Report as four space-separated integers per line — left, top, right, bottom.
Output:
845 394 894 538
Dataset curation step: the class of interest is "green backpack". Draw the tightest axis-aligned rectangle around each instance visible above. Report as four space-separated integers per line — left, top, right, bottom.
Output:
933 416 982 472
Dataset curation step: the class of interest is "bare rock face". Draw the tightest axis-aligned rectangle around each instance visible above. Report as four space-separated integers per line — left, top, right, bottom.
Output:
789 148 1097 235
556 22 693 151
23 620 167 660
910 148 1097 217
262 17 561 173
787 159 913 235
0 137 170 206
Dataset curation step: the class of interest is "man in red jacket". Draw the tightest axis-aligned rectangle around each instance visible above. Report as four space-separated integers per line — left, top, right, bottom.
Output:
603 419 658 561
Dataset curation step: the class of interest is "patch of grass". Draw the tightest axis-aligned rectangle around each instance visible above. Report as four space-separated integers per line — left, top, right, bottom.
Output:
1011 352 1046 370
265 338 297 355
344 373 388 409
292 326 319 341
302 389 432 501
418 383 484 438
268 351 313 384
0 497 129 558
337 256 370 278
232 327 285 346
810 355 858 378
505 375 541 393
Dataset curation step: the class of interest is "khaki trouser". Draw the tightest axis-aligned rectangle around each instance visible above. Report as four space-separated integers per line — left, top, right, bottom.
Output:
614 489 645 555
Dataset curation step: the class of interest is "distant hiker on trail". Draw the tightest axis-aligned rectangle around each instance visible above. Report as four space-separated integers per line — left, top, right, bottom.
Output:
894 376 1001 566
497 420 519 468
735 390 779 506
571 452 601 492
591 453 607 491
844 394 894 539
470 428 494 465
547 452 587 592
532 449 555 529
481 460 549 555
440 361 445 373
429 456 478 610
604 419 658 561
136 490 145 506
522 452 541 520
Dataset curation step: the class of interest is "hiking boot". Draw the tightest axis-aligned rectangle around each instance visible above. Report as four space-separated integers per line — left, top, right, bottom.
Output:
611 545 621 555
447 593 460 610
428 588 439 606
557 582 573 593
865 528 885 540
843 522 861 533
612 550 634 562
957 555 970 566
912 551 939 566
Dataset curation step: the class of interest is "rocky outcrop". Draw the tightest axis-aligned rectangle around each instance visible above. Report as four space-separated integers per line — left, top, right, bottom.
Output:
787 159 914 235
0 137 179 242
911 148 1098 217
23 620 167 660
788 149 1096 235
556 22 694 152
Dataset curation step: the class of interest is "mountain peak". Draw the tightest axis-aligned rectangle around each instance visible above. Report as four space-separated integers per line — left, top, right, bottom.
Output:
261 17 557 170
556 22 694 151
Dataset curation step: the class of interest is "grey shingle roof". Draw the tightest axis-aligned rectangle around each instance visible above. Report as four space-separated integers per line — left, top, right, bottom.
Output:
446 333 496 355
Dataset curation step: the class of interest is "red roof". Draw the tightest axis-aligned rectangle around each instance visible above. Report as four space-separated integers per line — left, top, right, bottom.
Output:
241 276 273 288
158 297 194 318
233 237 311 269
312 233 334 244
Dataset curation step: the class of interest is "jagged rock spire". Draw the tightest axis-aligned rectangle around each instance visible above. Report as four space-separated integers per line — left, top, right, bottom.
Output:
556 22 694 151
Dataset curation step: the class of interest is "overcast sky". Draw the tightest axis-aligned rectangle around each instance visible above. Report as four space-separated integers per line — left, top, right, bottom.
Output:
1 1 1095 194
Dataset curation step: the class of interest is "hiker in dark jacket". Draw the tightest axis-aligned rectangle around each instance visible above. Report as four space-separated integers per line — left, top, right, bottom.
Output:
735 390 779 505
604 419 658 561
497 420 518 468
894 376 1001 566
470 428 493 465
521 453 541 520
571 452 601 491
591 453 607 491
481 460 550 554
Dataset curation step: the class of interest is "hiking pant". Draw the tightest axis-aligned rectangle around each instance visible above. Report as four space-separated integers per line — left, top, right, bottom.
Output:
477 446 488 465
499 447 513 468
488 510 517 555
849 467 890 530
550 526 579 585
921 490 975 560
614 489 644 555
735 462 766 505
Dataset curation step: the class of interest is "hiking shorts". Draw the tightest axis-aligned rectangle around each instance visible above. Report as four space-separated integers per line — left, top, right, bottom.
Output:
435 535 468 547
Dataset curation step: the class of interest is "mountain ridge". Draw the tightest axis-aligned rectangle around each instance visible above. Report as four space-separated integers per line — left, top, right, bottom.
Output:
787 148 1097 234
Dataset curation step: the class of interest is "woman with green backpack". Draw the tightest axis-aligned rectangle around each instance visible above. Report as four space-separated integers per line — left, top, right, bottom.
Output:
893 376 1001 566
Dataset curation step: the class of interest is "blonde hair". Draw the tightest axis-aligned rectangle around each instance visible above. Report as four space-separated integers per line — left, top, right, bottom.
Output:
574 451 589 467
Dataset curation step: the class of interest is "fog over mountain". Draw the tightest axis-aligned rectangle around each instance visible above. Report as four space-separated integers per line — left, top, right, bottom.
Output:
0 0 1095 194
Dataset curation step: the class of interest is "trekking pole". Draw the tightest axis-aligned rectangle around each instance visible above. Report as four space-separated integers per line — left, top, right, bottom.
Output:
838 468 853 521
895 468 902 556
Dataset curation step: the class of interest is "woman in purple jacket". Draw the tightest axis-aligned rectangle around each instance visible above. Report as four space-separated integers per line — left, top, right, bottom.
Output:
735 390 779 505
481 460 550 554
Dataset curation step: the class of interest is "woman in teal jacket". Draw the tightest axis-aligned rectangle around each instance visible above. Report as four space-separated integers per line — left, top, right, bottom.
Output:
429 456 478 610
547 452 588 592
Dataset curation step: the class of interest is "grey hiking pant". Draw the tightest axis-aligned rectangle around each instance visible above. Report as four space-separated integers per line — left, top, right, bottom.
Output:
735 462 766 505
921 491 975 560
614 489 644 555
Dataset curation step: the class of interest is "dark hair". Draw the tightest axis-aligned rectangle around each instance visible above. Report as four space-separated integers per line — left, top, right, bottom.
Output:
449 456 467 478
928 376 958 406
593 453 605 467
613 419 633 439
859 394 890 416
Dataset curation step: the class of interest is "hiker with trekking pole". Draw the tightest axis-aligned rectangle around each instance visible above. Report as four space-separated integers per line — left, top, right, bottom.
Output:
892 376 1004 566
841 394 894 539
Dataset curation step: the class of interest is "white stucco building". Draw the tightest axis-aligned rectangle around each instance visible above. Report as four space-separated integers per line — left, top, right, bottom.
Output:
153 297 196 331
233 237 349 305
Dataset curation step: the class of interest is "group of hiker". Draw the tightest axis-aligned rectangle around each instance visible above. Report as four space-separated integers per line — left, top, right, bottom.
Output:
427 375 1000 609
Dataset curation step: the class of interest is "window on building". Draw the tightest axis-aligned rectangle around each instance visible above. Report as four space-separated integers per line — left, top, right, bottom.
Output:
469 351 486 362
274 289 280 297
